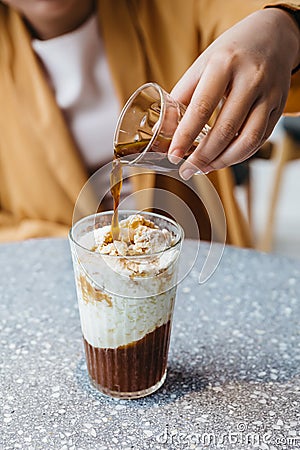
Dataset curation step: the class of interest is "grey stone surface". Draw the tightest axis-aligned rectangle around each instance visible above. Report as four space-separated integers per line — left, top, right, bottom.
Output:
0 238 299 450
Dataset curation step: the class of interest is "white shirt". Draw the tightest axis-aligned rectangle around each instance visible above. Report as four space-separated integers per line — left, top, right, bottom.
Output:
32 15 120 170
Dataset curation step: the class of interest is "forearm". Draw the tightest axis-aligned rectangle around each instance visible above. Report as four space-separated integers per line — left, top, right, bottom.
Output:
196 0 300 53
264 4 300 72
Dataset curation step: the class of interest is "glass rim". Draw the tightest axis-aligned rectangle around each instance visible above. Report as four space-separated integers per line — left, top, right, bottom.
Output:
69 210 184 259
113 82 166 166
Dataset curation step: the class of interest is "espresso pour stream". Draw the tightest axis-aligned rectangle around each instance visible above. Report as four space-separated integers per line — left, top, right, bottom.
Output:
110 158 122 241
110 139 165 240
110 138 156 240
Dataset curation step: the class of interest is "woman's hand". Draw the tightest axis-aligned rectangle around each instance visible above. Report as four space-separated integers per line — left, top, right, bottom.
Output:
168 8 300 180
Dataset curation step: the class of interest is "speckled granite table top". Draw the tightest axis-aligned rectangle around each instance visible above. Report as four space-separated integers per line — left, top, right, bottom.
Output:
0 238 300 450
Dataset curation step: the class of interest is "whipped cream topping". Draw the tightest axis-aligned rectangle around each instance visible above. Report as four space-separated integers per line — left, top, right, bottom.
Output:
93 214 174 256
84 214 179 280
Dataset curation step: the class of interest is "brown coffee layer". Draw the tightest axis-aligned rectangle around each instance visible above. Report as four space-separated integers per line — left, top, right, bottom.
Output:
83 321 171 394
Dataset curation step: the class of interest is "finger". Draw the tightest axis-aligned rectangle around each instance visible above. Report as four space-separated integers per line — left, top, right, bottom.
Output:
198 101 273 172
179 92 284 179
178 75 261 169
262 100 285 141
168 61 231 161
170 57 206 106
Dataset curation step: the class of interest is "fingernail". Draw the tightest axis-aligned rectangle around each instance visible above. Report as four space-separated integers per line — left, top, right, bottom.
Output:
202 165 214 174
168 150 182 165
180 167 196 180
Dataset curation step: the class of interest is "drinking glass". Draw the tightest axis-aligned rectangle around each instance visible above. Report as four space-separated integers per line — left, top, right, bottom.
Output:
69 211 183 399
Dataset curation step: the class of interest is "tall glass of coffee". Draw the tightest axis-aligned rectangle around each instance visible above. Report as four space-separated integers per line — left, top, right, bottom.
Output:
69 211 183 399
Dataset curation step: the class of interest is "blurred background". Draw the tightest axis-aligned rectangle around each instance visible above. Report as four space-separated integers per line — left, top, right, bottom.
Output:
236 116 300 259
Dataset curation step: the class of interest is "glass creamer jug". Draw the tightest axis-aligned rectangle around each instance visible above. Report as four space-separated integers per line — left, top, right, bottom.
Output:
113 82 210 172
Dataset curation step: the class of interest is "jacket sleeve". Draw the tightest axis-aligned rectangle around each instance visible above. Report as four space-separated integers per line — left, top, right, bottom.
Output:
265 1 300 12
264 2 300 113
196 0 300 114
0 208 69 242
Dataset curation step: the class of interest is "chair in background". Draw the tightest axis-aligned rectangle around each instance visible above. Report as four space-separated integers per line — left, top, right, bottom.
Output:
129 165 253 247
258 116 300 252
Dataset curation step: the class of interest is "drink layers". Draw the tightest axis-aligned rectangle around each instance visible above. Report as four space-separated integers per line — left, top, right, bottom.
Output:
74 214 180 351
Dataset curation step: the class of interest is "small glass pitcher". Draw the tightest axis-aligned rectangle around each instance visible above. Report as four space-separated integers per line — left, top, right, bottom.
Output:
113 82 210 172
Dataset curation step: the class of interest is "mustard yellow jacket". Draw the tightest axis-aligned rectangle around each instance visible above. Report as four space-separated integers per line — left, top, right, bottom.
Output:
0 0 299 243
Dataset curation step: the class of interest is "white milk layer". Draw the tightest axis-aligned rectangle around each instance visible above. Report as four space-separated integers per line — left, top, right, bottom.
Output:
76 276 176 348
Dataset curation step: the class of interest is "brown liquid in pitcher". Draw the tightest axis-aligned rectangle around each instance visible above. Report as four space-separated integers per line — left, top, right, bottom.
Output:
114 137 198 159
114 138 152 157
